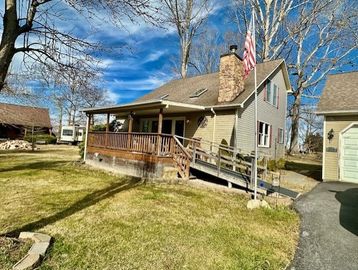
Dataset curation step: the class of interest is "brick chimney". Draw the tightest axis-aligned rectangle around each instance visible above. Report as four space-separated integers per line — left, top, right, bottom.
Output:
218 45 245 103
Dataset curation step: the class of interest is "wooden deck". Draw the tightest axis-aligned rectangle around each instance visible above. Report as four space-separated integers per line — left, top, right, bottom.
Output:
87 132 191 179
86 132 299 199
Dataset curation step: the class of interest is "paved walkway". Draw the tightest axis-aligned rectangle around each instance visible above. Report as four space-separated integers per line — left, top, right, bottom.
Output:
290 182 358 270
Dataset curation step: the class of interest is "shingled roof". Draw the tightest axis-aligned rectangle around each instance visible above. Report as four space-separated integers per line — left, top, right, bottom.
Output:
0 103 51 128
136 59 288 107
317 71 358 114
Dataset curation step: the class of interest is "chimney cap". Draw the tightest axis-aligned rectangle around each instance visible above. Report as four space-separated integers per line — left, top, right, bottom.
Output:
229 45 238 53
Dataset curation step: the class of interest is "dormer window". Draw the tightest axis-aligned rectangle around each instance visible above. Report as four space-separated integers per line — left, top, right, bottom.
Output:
159 94 169 100
190 88 208 98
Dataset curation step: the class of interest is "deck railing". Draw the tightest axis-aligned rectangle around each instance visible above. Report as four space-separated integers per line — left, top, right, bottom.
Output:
88 132 191 179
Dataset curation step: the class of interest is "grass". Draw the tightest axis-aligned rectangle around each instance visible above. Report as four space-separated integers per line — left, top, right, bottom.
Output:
285 160 322 181
0 237 32 269
0 145 299 270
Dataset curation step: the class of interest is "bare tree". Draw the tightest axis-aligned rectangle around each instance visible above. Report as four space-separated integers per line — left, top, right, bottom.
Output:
161 0 212 78
0 0 158 91
233 0 358 154
287 0 357 153
188 29 242 75
188 28 221 74
233 0 303 61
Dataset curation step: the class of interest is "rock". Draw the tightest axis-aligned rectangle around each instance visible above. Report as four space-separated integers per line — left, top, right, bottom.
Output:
28 242 50 256
12 254 40 270
19 232 35 240
247 199 271 209
260 200 271 209
247 199 261 209
0 140 33 151
32 233 51 243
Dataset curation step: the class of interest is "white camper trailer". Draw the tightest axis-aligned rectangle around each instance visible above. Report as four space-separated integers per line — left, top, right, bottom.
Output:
60 126 85 144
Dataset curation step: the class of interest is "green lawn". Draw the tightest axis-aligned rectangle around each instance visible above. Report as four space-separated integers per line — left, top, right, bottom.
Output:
0 146 299 270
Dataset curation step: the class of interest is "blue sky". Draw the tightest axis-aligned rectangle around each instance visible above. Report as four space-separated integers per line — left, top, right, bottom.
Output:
89 5 233 104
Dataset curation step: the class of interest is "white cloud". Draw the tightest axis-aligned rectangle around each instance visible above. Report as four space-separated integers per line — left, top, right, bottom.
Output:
111 73 171 91
105 89 121 103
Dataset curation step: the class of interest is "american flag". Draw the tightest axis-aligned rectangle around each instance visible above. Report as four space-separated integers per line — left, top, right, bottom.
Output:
243 13 256 79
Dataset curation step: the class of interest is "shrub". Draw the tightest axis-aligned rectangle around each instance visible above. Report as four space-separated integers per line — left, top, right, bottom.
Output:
79 141 85 159
266 158 286 172
24 134 57 144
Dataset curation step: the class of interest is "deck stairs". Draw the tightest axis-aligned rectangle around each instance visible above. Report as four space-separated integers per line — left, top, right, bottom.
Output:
174 135 300 199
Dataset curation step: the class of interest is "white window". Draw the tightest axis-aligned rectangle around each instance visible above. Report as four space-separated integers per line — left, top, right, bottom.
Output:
62 129 73 136
265 80 278 107
258 122 271 147
278 128 284 144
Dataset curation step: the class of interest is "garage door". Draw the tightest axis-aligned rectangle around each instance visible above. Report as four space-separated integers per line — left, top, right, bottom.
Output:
341 124 358 183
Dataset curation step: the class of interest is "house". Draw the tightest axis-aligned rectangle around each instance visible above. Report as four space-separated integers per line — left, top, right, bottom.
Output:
317 71 358 183
0 102 51 139
82 46 292 183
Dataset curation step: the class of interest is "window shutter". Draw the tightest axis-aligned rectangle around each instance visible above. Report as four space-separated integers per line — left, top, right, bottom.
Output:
264 83 267 101
269 125 272 147
257 121 260 146
277 87 280 109
278 128 280 143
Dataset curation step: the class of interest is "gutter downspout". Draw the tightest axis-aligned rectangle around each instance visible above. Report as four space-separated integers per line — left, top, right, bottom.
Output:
210 108 216 152
234 108 239 172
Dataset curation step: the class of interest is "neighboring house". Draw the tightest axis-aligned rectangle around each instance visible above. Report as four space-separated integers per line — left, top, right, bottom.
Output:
0 103 51 139
317 71 358 183
82 46 292 181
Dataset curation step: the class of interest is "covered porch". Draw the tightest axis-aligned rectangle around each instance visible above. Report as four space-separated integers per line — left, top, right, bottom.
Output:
83 100 207 179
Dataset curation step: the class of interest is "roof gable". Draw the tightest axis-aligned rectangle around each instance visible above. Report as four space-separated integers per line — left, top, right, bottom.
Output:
0 103 51 128
317 71 358 114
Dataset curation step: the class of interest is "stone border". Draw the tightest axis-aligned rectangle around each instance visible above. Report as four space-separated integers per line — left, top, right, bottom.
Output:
12 232 52 270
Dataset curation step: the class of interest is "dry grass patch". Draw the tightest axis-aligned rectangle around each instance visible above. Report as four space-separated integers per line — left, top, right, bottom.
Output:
0 145 299 270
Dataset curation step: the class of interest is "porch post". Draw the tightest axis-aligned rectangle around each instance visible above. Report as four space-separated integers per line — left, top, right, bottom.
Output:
105 113 110 148
127 112 133 149
157 108 163 155
84 113 91 161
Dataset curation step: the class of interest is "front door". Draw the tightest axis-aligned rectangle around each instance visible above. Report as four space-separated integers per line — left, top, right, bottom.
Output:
162 120 173 135
175 120 185 143
141 118 185 137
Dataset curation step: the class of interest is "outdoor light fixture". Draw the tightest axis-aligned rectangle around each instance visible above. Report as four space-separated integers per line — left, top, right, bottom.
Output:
328 128 334 141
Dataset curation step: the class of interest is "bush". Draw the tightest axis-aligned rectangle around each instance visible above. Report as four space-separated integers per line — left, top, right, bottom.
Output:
79 141 85 159
266 158 286 172
24 134 57 144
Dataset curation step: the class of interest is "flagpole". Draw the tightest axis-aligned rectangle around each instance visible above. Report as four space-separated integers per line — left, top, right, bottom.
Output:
253 8 258 201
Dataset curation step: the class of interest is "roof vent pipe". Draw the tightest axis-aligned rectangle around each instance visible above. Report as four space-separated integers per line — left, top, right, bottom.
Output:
229 45 238 53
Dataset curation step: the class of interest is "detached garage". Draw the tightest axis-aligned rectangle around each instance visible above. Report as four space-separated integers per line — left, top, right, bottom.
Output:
317 71 358 183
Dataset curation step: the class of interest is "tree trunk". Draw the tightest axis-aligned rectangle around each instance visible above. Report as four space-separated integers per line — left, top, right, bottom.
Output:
180 43 190 78
0 0 19 91
289 90 302 154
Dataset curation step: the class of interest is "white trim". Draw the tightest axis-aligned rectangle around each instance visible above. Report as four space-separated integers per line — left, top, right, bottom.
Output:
81 99 205 113
258 121 271 148
322 117 326 180
339 122 358 182
316 110 358 115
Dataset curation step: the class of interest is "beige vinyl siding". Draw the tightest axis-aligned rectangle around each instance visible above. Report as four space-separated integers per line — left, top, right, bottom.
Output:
323 115 358 181
236 68 287 158
184 110 236 149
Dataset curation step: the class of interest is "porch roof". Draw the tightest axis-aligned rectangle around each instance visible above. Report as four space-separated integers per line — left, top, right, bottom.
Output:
81 99 205 115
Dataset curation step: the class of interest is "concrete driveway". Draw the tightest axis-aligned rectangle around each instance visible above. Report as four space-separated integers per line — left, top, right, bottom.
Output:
290 182 358 270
